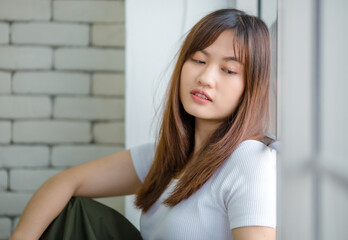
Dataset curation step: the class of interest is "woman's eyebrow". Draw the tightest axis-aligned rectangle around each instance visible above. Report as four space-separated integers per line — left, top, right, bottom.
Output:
224 56 240 63
200 49 241 63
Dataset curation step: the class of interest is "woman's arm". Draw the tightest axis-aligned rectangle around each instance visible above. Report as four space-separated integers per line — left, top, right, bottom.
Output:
232 226 276 240
10 149 141 240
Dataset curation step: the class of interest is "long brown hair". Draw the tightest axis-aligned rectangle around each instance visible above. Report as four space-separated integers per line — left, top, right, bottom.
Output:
135 9 270 212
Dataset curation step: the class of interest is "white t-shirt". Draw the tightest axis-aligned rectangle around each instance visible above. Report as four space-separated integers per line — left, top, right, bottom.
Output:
130 140 276 240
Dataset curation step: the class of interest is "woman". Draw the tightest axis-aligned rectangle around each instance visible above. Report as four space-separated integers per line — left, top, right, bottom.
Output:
10 9 276 240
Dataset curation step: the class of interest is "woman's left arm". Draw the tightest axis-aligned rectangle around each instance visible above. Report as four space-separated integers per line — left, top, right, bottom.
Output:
232 226 276 240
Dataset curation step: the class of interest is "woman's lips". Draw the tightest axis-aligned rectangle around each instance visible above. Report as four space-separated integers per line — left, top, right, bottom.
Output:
190 89 212 101
190 89 212 103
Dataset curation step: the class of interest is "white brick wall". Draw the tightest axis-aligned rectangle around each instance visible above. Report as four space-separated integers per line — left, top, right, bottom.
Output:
0 0 50 21
0 0 125 235
53 1 124 23
0 218 11 239
13 121 91 143
10 169 61 191
13 71 90 95
92 73 124 96
0 121 11 143
12 22 89 46
0 146 49 167
0 46 52 70
0 193 32 215
0 170 7 191
12 217 20 234
92 24 125 47
93 122 124 144
0 71 11 94
0 96 51 119
52 145 123 167
0 23 9 44
55 48 125 71
54 97 124 120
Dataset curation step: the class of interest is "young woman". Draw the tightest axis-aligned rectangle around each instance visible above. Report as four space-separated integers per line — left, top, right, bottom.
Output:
10 9 276 240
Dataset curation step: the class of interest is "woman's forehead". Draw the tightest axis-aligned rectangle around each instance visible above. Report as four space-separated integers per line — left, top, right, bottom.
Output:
189 29 245 63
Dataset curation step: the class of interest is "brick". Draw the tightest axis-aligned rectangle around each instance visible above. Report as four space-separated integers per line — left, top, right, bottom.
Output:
0 46 52 70
10 169 61 191
52 145 123 167
13 121 91 143
93 122 124 144
54 1 124 23
92 24 124 47
0 170 7 191
55 48 124 71
0 96 51 119
92 73 124 96
0 22 9 44
0 145 49 167
0 71 11 94
0 121 11 143
13 71 90 95
13 217 20 232
0 218 11 239
0 0 50 21
0 192 32 215
54 97 124 120
12 22 89 46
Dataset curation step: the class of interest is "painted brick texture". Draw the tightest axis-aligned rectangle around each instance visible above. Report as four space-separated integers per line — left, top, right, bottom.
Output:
51 145 123 167
92 73 124 96
0 218 11 239
55 48 125 71
13 71 90 95
0 46 52 70
0 121 11 143
0 0 126 236
0 145 49 167
13 121 91 143
54 97 124 120
0 23 9 44
12 22 89 46
92 24 125 47
10 169 61 191
0 96 51 119
0 0 50 21
53 1 124 23
0 71 11 94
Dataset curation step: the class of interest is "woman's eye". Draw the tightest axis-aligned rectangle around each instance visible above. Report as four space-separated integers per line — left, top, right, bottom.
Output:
191 58 205 64
222 68 236 75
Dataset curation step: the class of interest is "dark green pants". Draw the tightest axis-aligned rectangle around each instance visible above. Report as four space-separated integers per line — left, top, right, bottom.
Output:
40 197 143 240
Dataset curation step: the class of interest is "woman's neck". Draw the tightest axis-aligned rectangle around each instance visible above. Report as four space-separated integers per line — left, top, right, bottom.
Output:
193 118 222 154
174 119 222 180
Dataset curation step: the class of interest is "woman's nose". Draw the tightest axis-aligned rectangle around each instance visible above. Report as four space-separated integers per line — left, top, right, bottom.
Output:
197 65 216 87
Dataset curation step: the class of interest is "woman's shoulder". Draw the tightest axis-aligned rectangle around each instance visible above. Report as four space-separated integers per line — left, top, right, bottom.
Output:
215 140 277 182
129 142 156 182
219 140 277 230
129 142 156 155
228 139 276 164
211 139 277 206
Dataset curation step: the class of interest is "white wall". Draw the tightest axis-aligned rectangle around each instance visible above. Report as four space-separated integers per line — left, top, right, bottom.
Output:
320 0 348 238
278 0 348 239
277 0 316 238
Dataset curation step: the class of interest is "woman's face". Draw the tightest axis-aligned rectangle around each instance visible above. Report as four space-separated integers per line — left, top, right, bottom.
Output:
180 30 245 125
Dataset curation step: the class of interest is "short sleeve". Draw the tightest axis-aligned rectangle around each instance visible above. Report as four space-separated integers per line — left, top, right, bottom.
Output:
219 140 277 230
129 142 156 182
